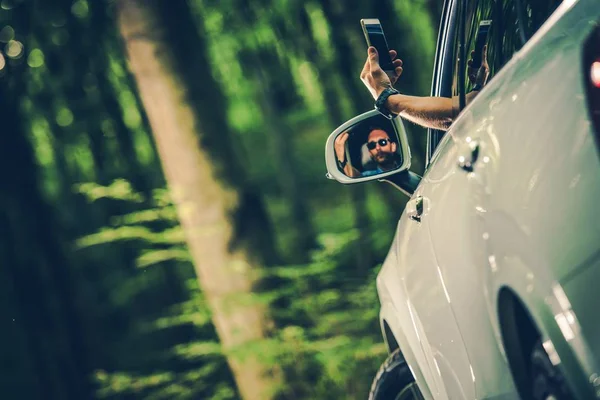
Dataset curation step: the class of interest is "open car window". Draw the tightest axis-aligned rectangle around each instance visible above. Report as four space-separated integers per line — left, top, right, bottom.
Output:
426 0 562 168
453 0 563 99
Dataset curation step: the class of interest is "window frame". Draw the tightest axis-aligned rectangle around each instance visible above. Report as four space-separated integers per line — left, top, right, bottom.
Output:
426 0 460 169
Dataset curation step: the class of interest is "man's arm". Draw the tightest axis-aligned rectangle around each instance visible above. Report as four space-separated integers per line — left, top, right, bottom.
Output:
334 131 361 177
386 91 482 131
361 48 454 130
361 47 489 131
344 165 361 177
385 94 454 131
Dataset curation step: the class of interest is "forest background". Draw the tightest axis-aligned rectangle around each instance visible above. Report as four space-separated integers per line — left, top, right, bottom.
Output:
0 0 441 398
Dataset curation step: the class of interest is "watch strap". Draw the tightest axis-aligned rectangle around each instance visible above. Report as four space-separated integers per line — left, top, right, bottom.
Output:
375 87 400 119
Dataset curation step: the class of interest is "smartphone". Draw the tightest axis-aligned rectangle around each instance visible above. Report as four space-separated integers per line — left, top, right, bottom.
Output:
360 18 394 73
471 20 492 69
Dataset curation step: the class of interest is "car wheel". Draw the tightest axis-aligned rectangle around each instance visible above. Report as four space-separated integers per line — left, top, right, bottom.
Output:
531 340 574 400
368 348 423 400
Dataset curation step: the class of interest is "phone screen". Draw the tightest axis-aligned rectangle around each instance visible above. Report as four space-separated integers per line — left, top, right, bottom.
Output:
364 23 394 72
472 20 491 69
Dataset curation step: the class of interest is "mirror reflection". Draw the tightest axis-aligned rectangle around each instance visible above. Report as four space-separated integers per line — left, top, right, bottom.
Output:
334 117 402 178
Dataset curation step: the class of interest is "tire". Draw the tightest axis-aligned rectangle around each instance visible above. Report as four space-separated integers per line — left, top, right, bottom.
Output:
368 349 424 400
531 340 574 400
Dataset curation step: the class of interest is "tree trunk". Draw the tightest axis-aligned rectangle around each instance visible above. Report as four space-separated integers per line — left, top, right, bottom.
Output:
116 2 279 399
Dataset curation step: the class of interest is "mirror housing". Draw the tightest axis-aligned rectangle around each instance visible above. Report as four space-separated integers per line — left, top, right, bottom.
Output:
325 109 411 184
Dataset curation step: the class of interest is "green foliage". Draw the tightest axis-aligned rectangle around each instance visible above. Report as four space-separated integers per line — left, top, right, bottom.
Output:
0 0 439 398
75 179 146 203
78 183 388 399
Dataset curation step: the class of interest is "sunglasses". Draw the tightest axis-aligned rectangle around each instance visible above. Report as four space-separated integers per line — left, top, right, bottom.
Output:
367 138 390 150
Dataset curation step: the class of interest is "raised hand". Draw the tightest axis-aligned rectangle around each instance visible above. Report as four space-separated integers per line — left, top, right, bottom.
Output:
360 47 403 99
335 131 350 162
467 45 489 88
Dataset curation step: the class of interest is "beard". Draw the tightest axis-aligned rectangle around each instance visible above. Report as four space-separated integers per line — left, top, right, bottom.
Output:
374 151 394 164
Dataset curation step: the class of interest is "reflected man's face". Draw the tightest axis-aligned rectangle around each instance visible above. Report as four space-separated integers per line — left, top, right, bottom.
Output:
367 129 397 165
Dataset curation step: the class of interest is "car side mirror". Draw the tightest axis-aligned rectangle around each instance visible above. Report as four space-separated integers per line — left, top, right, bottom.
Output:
325 109 411 184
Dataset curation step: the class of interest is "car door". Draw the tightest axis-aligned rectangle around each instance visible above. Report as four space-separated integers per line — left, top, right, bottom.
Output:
422 0 563 398
424 120 519 399
424 1 524 397
395 178 477 399
386 1 480 397
425 0 520 396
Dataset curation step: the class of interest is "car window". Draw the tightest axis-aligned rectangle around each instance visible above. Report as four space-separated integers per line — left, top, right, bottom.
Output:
450 0 562 99
518 0 563 40
426 0 561 168
451 0 522 97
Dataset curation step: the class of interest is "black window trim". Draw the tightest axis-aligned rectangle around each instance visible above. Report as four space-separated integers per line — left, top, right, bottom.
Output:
426 0 459 169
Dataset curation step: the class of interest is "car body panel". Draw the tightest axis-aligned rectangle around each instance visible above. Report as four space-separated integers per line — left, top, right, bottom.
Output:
378 0 600 398
468 1 600 393
419 130 519 399
397 189 479 400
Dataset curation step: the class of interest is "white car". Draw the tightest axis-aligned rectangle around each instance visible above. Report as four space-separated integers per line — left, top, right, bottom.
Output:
324 0 600 399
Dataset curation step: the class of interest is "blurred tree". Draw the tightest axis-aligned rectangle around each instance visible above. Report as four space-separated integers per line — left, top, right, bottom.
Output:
23 0 192 381
0 0 442 398
244 49 318 263
88 0 159 194
116 1 281 398
0 44 93 400
235 18 318 262
153 0 281 267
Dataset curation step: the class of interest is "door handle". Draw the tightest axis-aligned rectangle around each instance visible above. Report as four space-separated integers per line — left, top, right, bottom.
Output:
457 140 480 172
407 196 424 222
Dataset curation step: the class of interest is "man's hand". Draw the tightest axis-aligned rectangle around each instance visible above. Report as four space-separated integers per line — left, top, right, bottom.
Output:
467 45 489 88
335 131 349 162
360 47 403 99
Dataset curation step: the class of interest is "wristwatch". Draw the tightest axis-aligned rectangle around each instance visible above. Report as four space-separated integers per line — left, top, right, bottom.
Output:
337 156 347 169
472 83 483 91
375 87 400 119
